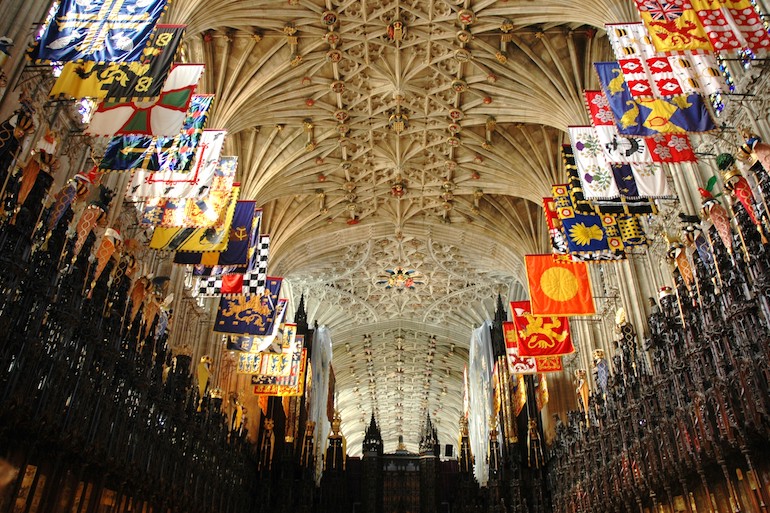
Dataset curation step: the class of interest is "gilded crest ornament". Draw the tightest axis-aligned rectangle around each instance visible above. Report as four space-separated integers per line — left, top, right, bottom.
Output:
454 49 471 62
451 79 468 93
391 177 407 198
457 9 476 25
456 30 472 43
330 80 345 93
387 20 406 42
325 32 341 46
376 267 423 290
321 11 338 26
388 112 409 134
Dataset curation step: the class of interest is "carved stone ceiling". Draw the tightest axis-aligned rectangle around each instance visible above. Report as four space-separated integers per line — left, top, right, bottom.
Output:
166 0 631 455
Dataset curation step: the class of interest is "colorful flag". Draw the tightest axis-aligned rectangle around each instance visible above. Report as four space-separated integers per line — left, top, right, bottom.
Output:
561 144 651 251
29 0 169 63
552 179 626 261
49 25 185 101
633 0 713 52
595 61 716 135
245 346 305 389
99 134 154 172
569 126 621 199
584 92 653 163
226 299 287 352
175 203 262 267
196 236 270 296
543 197 569 255
535 356 563 373
251 349 307 397
576 98 674 199
86 65 204 137
147 94 214 172
198 218 270 274
504 325 564 374
510 300 575 357
128 129 227 198
617 215 649 246
561 211 620 256
214 277 284 336
101 94 213 175
525 254 596 316
199 259 271 297
148 184 240 251
237 325 299 375
505 322 537 374
141 156 238 227
585 89 696 163
174 208 260 270
646 133 697 163
562 144 659 217
606 23 726 98
690 0 770 53
582 92 656 164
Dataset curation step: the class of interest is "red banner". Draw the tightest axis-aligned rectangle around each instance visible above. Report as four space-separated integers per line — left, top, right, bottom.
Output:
535 356 563 373
510 300 575 357
504 321 565 374
526 254 596 316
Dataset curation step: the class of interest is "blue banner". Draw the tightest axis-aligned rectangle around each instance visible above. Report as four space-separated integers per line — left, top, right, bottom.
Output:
99 94 213 174
214 278 283 336
100 134 153 172
594 62 715 136
561 213 613 254
611 164 639 198
30 0 169 63
146 94 213 172
173 201 259 266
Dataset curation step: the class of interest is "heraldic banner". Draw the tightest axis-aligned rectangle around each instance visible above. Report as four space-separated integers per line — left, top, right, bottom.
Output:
215 278 284 336
526 254 596 316
510 300 575 357
30 0 170 63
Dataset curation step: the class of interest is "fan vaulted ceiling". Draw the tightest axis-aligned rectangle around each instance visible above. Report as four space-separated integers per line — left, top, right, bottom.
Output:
165 0 629 455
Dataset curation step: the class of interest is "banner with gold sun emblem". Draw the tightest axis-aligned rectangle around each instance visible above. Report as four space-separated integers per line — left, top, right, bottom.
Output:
525 254 596 316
